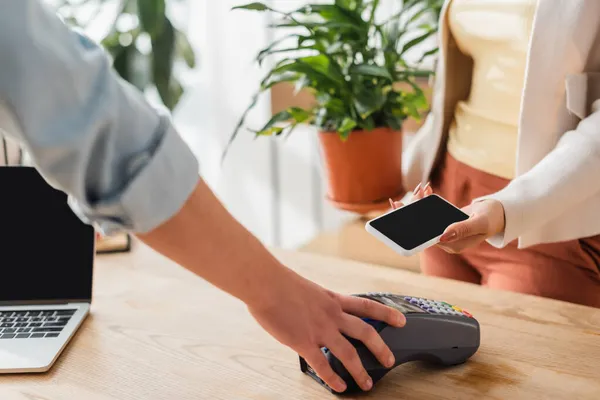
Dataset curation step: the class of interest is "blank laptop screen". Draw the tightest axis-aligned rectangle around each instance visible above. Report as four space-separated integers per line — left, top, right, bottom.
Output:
0 167 94 303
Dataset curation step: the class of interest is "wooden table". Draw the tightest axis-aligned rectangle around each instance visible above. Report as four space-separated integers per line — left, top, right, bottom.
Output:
2 244 600 399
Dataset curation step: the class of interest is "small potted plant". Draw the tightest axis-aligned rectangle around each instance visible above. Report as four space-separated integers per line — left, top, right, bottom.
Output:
224 0 440 213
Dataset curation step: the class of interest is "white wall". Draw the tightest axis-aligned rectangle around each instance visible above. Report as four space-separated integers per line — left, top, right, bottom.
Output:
174 0 356 249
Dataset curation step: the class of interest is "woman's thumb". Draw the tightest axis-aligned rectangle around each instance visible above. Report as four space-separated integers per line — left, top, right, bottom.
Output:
440 215 486 243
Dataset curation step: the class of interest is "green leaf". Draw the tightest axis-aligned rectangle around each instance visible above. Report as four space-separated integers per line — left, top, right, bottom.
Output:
270 20 363 33
401 68 435 78
404 102 421 120
406 80 429 109
169 77 184 109
261 71 299 90
294 75 312 94
258 110 293 133
257 126 285 136
256 34 306 65
137 0 165 38
176 30 196 68
287 107 312 123
269 56 344 89
222 92 260 163
232 2 271 11
361 115 376 131
299 55 333 77
295 4 365 27
151 17 176 108
400 28 436 55
338 117 357 135
335 0 355 11
386 117 402 131
416 47 439 64
406 4 431 27
353 88 387 119
350 64 393 81
258 46 319 66
316 93 346 114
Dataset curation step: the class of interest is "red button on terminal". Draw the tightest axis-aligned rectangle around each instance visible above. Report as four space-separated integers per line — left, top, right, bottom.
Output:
462 310 473 318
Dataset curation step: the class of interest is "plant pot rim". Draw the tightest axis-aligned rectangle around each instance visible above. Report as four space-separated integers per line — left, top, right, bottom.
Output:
319 127 402 135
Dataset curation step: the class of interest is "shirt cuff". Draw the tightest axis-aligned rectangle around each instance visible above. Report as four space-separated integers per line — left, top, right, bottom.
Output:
471 187 524 249
69 123 199 235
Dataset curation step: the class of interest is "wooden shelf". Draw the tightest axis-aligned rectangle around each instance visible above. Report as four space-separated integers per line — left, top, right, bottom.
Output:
300 218 421 273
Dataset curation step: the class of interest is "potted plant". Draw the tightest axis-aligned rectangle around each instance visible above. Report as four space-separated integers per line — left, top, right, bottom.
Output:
224 0 440 213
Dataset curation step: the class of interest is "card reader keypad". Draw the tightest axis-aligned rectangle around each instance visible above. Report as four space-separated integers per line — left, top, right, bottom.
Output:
404 296 473 318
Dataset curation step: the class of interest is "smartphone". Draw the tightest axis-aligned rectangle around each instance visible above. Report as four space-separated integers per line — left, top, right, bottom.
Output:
365 194 469 257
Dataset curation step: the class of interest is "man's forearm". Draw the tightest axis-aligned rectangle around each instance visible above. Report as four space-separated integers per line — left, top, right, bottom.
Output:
136 178 290 308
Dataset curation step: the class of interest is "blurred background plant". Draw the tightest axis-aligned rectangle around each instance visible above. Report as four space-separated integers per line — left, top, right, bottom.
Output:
53 0 197 110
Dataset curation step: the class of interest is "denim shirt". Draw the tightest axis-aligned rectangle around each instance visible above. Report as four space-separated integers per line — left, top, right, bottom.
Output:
0 1 200 235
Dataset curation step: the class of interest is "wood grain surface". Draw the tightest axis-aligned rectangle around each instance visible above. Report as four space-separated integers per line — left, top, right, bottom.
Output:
1 242 599 400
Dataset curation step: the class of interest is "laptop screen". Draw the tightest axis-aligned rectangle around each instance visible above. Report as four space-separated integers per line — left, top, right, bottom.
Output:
0 167 94 304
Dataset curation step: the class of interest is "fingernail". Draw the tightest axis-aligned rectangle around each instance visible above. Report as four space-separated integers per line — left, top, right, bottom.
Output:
387 354 395 368
413 183 422 194
423 181 431 191
364 377 373 390
396 313 406 326
389 198 395 209
440 231 456 243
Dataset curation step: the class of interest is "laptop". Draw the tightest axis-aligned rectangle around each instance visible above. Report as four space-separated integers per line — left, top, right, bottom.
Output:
0 167 94 373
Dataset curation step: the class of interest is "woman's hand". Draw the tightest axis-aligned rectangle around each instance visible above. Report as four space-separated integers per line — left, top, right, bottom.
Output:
390 183 506 254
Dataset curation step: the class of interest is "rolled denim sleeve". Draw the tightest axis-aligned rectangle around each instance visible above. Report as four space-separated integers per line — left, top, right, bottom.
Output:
0 0 199 234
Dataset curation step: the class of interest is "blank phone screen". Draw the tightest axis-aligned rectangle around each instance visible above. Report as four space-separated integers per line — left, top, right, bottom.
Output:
369 195 469 251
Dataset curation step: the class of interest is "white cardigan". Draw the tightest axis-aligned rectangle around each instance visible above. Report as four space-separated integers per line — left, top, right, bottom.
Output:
403 0 600 249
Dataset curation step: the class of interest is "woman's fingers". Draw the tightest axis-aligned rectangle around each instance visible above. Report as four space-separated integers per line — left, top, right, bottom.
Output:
413 182 422 195
438 234 486 254
413 181 432 201
440 214 488 243
390 182 433 211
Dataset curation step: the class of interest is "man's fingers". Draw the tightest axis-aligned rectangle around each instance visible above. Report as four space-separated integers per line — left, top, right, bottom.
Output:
340 314 395 368
338 295 406 327
440 214 487 243
327 335 373 391
303 349 347 393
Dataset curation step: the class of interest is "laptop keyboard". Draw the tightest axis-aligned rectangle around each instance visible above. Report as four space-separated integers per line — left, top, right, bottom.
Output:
0 309 76 339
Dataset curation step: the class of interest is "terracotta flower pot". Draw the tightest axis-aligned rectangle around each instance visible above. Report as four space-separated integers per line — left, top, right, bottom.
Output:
318 127 405 214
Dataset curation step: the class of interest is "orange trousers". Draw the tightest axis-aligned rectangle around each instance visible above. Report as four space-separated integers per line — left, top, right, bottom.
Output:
421 153 600 308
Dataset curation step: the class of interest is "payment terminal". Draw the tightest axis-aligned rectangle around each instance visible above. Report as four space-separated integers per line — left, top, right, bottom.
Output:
299 293 480 394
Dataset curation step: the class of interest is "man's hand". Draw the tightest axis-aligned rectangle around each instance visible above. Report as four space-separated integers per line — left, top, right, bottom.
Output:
391 183 506 254
248 270 406 393
137 180 406 394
